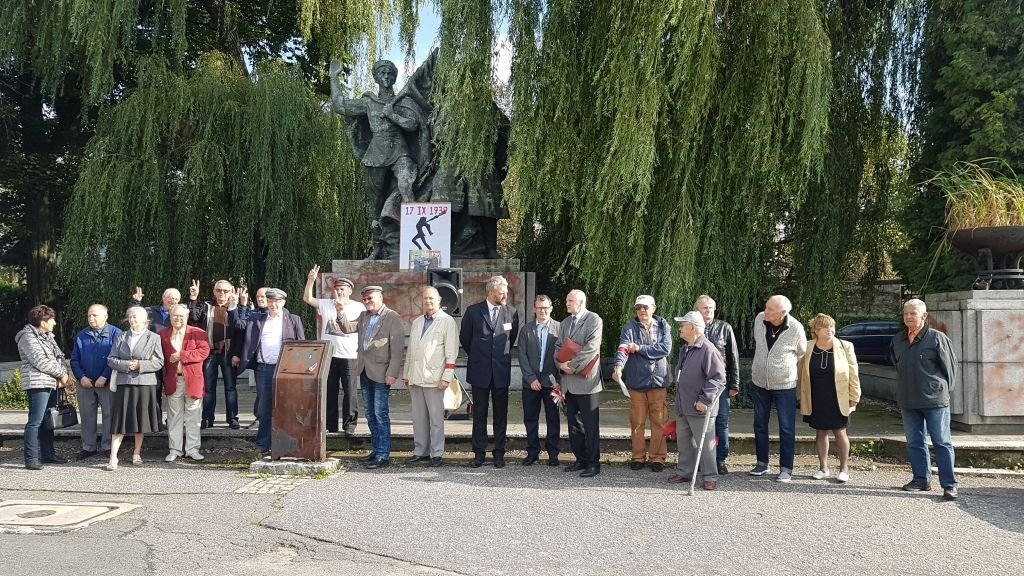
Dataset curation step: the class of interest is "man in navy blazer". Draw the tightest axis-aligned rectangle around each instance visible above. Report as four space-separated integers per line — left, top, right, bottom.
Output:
460 275 520 468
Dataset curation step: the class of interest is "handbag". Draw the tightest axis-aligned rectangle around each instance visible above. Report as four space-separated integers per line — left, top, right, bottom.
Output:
443 374 464 411
43 388 79 430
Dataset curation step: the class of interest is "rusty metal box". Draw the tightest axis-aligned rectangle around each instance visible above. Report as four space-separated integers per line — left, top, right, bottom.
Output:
271 340 333 461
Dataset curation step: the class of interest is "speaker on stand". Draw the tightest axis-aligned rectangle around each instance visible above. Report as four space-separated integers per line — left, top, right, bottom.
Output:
427 268 464 316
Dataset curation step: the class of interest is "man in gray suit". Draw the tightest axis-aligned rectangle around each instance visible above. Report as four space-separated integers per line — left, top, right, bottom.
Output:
517 294 561 466
555 289 603 478
336 285 405 469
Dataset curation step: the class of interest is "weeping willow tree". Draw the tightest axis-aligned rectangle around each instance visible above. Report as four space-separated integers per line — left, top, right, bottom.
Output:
430 0 921 341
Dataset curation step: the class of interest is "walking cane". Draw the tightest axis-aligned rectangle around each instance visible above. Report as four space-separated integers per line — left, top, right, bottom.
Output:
687 385 722 496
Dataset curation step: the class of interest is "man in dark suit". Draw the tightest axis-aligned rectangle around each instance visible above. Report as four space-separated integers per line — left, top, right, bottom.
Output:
234 288 305 456
555 289 604 478
517 294 561 466
460 275 520 468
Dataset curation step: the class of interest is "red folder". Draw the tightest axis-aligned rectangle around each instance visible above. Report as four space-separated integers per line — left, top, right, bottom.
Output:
554 337 599 377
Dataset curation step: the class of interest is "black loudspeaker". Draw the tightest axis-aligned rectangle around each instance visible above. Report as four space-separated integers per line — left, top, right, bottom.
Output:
428 268 463 316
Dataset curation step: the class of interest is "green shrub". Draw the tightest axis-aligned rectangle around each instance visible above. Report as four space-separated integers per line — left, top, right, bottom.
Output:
0 369 27 409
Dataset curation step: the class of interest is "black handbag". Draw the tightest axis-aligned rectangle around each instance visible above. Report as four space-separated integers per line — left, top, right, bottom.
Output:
43 388 79 430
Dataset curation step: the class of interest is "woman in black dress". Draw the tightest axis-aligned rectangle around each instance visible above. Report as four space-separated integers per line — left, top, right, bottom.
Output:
797 314 861 483
106 306 164 470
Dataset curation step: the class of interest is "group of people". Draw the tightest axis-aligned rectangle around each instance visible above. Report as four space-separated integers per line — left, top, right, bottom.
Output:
16 272 960 500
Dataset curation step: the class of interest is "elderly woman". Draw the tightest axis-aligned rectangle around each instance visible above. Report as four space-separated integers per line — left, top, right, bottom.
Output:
106 306 165 470
666 311 725 491
798 313 861 483
15 305 71 470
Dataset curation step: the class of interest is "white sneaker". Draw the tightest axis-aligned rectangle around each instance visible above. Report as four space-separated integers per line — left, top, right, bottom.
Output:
777 469 792 483
164 453 179 463
837 471 850 483
186 451 205 461
812 469 830 480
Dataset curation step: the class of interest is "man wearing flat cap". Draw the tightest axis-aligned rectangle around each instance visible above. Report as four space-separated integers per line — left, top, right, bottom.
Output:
303 264 366 435
667 311 725 491
612 295 672 472
234 288 305 456
335 285 405 469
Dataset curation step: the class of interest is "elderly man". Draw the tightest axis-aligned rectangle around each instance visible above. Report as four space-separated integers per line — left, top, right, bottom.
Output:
460 275 521 469
667 312 725 490
159 305 210 462
612 295 672 472
403 286 459 466
555 289 604 478
303 265 366 434
890 298 959 500
336 286 405 469
750 294 807 482
694 295 740 475
517 294 562 466
70 305 122 460
189 279 245 429
234 289 305 456
130 286 181 333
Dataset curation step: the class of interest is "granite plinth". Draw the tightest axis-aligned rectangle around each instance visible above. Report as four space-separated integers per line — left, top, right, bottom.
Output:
249 457 343 476
927 290 1024 432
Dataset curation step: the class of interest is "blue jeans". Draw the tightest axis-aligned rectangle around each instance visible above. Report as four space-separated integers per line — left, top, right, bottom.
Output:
715 387 731 465
902 407 957 489
361 373 391 460
254 363 276 451
24 388 57 464
203 351 238 423
751 385 796 471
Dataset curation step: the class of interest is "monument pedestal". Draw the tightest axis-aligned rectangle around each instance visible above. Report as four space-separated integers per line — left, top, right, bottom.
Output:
928 290 1024 433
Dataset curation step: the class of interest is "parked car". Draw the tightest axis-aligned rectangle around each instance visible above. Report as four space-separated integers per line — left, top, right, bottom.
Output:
836 321 902 365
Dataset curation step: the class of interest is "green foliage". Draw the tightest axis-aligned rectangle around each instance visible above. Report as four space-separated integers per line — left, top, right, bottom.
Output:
508 0 914 344
0 370 26 409
895 0 1024 293
929 159 1024 229
60 53 369 325
850 439 884 458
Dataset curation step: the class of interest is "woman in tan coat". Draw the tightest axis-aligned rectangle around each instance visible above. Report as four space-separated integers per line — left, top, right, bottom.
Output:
798 314 861 483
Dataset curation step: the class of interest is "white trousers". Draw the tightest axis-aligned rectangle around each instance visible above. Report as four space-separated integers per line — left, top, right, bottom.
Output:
166 377 202 455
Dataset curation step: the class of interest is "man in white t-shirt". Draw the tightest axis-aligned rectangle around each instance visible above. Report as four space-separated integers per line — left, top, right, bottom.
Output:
304 264 366 434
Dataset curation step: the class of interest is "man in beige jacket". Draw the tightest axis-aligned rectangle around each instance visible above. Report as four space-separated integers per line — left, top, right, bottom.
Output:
403 286 460 466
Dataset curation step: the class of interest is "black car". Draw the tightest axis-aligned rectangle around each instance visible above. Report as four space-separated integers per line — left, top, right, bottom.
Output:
835 321 902 365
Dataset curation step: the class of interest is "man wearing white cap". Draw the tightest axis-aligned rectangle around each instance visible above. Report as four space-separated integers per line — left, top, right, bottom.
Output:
666 311 725 491
611 295 672 472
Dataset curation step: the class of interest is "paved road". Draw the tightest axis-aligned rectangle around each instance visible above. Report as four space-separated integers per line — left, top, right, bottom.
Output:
2 449 1022 576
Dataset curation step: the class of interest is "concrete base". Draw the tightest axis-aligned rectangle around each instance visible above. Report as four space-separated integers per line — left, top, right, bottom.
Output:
248 457 343 476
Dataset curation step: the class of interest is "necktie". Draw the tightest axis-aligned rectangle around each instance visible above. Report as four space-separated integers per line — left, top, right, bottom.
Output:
490 305 498 326
569 315 577 334
537 324 547 372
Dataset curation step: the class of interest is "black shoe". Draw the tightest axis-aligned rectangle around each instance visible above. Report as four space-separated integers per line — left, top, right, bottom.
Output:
364 458 390 470
580 465 600 478
902 480 932 492
229 419 240 430
25 461 43 471
522 455 539 466
493 457 506 469
201 420 211 430
629 461 645 471
469 455 485 468
548 456 560 467
718 463 729 475
359 453 376 463
430 457 443 467
943 487 959 501
42 455 67 464
565 461 585 472
651 462 665 473
76 449 98 461
407 455 430 464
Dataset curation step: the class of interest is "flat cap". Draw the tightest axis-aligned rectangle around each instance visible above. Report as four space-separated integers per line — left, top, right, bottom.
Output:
265 288 287 301
360 285 383 296
332 277 354 290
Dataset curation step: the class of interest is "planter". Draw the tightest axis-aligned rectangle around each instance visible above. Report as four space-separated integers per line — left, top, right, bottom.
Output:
948 226 1024 289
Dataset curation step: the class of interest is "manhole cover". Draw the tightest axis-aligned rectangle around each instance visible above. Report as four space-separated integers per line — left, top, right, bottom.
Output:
0 501 141 534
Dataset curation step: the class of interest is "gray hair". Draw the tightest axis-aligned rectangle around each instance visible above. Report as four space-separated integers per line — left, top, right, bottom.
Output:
422 286 440 299
170 304 189 315
768 294 793 313
87 304 108 314
485 275 508 293
568 289 587 307
213 280 233 291
903 298 927 313
126 305 150 325
694 294 716 309
163 288 181 300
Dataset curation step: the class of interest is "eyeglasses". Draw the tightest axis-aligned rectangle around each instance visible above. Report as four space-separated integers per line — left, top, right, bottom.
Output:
534 306 552 310
361 297 374 302
214 289 231 293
